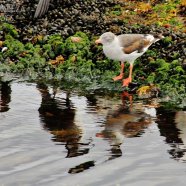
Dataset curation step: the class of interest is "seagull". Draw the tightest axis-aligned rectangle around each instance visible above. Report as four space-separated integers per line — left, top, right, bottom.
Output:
95 32 164 87
34 0 51 18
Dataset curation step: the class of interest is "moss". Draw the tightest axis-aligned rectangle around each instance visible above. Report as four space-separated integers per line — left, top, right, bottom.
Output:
111 5 122 16
157 61 170 72
0 21 185 103
0 22 19 38
146 73 156 83
146 50 157 57
175 66 185 74
163 36 173 44
47 34 65 55
4 35 25 57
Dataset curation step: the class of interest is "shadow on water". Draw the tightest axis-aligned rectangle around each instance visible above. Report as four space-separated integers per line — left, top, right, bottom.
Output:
0 81 11 112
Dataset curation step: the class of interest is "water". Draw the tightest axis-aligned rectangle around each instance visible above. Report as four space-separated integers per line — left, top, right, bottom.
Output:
0 81 186 186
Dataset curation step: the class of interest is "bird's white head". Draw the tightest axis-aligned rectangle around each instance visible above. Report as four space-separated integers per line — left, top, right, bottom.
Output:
95 32 116 45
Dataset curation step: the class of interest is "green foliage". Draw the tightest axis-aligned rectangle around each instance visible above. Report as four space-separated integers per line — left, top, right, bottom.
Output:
111 5 122 16
0 21 185 102
0 22 19 38
146 50 157 57
4 35 24 57
65 32 91 57
163 36 173 44
146 73 156 83
47 34 65 55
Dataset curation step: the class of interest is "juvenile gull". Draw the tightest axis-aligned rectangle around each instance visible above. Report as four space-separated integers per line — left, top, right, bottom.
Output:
95 32 164 87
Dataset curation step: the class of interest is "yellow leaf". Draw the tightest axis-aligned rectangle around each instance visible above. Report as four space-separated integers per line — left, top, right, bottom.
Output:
181 0 186 6
56 55 64 62
137 86 151 96
0 41 3 47
137 2 152 13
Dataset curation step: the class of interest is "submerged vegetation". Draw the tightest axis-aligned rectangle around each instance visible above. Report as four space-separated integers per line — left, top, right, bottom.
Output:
0 0 186 106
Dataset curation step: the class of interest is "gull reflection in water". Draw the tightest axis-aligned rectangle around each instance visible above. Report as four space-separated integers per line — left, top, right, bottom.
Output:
96 92 154 160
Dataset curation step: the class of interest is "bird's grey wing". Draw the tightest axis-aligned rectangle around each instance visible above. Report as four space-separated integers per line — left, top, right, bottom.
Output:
118 34 151 54
34 0 50 18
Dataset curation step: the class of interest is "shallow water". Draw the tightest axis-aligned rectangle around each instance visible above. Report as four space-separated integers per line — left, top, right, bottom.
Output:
0 80 186 186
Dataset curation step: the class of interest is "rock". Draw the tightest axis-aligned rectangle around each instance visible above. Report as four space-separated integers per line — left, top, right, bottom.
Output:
1 47 8 52
182 59 186 70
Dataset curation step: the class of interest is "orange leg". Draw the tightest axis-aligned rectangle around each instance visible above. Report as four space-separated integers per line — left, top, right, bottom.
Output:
123 64 133 87
113 62 124 81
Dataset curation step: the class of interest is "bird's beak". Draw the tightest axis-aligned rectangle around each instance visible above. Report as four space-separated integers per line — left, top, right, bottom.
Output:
95 39 102 44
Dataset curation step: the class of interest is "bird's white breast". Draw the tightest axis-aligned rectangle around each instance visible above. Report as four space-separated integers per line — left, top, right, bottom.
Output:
103 39 124 61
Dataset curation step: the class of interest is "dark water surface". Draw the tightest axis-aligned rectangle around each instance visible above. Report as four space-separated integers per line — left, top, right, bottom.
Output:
0 81 186 186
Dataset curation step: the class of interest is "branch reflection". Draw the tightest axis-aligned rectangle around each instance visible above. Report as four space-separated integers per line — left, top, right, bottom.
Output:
0 81 11 112
37 82 88 158
156 108 186 162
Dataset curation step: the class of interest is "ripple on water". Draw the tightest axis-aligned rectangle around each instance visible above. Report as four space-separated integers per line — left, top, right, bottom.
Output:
0 80 186 185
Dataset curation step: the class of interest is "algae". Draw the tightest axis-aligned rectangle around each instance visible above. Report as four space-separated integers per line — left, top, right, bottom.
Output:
0 20 185 105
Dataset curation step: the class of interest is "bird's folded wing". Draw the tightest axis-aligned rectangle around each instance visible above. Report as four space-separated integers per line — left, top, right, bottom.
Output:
118 34 151 54
34 0 50 18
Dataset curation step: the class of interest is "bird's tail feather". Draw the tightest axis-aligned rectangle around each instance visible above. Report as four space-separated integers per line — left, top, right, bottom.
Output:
153 34 164 42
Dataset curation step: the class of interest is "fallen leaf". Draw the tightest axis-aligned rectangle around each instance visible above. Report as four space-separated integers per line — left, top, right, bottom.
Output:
19 51 28 57
137 85 151 96
48 55 65 65
56 55 64 62
163 23 171 28
137 2 152 13
48 60 58 65
137 84 160 98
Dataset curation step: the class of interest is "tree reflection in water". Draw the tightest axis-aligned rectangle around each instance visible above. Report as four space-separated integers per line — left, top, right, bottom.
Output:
68 161 95 174
0 81 11 112
156 108 186 162
37 82 89 158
